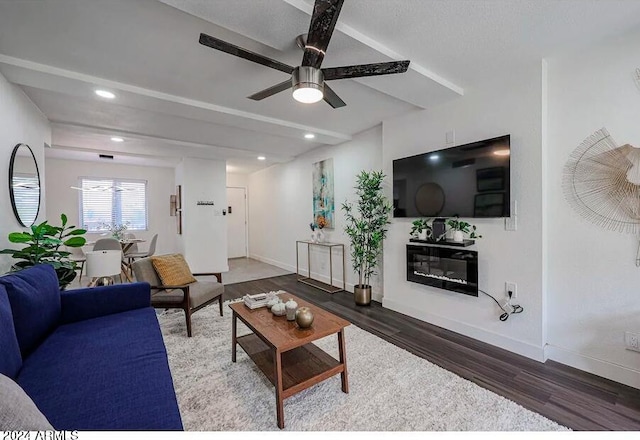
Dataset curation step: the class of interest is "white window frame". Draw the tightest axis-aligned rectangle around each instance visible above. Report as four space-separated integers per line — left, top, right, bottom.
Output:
78 177 149 232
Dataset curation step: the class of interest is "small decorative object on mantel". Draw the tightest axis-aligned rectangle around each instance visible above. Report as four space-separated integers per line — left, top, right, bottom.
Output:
196 201 215 206
410 218 432 240
446 216 482 242
285 298 298 321
295 307 314 328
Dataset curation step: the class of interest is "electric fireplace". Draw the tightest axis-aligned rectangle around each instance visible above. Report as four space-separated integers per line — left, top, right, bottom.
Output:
406 244 478 296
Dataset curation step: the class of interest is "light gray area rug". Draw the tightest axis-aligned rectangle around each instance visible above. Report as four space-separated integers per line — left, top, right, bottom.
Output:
158 298 569 431
223 258 291 285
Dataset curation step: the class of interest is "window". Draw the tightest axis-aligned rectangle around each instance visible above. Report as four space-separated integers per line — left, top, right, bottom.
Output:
79 177 148 231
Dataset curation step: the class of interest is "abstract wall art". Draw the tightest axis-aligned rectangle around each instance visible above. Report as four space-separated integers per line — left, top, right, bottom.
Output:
312 158 335 229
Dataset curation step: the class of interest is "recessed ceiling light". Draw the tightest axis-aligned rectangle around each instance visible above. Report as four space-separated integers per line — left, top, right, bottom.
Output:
111 137 124 142
493 149 510 156
429 154 440 161
95 90 116 99
304 133 316 139
257 156 266 161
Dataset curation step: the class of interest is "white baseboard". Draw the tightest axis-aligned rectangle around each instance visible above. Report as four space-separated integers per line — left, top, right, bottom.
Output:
249 253 296 273
247 253 385 301
382 298 546 362
545 345 640 389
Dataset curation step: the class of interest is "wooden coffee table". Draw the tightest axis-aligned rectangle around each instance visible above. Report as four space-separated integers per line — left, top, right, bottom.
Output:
230 293 350 429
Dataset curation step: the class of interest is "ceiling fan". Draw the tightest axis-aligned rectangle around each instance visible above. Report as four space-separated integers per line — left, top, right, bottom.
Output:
198 0 410 108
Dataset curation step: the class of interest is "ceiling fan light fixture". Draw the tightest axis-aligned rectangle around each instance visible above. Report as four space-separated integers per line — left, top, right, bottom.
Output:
292 66 324 104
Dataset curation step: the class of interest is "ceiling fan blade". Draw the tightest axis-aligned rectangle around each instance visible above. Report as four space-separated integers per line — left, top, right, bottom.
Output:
247 80 292 101
322 83 346 108
199 33 294 74
301 0 344 69
323 60 410 81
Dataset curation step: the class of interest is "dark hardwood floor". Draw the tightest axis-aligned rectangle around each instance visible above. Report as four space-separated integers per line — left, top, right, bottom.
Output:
224 274 640 431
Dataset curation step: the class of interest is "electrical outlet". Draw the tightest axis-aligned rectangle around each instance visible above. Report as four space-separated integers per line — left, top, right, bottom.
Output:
625 331 640 352
505 281 517 299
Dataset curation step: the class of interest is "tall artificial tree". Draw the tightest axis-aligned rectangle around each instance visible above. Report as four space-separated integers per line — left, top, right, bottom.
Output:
342 170 392 288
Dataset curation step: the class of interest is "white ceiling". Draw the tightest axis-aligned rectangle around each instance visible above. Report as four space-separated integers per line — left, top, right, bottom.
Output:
1 0 640 173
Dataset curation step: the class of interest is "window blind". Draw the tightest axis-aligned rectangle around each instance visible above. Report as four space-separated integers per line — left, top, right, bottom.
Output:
12 174 40 225
79 178 147 231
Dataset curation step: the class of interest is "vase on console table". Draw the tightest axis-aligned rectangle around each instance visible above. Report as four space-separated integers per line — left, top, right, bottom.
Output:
316 229 325 243
452 230 464 242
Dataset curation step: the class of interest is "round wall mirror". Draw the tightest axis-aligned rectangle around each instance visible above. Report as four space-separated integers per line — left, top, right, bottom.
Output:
9 143 41 227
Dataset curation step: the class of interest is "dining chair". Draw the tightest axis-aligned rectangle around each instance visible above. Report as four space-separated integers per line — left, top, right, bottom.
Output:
93 237 122 251
125 234 158 265
92 238 123 283
123 232 138 254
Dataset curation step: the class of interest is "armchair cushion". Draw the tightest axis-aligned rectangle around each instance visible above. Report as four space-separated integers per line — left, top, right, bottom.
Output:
150 254 196 287
150 280 223 308
0 286 22 378
0 265 60 358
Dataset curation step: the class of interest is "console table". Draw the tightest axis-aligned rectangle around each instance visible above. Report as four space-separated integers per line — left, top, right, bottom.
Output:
296 240 345 293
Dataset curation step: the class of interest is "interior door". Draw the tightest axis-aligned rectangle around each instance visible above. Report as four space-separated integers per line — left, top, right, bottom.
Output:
227 187 247 258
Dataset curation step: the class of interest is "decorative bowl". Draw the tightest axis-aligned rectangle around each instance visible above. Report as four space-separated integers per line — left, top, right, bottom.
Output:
271 302 286 316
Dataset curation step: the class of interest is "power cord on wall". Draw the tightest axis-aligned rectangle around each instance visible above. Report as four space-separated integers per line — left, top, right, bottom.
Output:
478 289 523 322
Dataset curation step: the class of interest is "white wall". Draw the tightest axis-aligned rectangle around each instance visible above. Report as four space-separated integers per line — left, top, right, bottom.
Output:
227 173 248 188
382 65 546 361
248 126 384 299
176 158 228 273
545 29 640 388
45 158 179 256
0 72 50 273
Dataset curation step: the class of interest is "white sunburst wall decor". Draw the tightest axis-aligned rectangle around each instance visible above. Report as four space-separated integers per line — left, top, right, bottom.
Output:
562 128 640 265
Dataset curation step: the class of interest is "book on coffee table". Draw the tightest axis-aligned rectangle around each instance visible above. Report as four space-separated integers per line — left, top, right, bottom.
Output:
243 292 278 309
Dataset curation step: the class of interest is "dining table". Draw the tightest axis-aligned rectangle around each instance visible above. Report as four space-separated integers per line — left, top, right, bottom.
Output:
85 238 146 283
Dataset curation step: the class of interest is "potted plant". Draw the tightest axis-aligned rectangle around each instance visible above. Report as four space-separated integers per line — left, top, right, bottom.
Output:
101 221 130 240
316 215 327 242
446 216 482 242
342 170 392 306
410 218 432 240
0 214 87 288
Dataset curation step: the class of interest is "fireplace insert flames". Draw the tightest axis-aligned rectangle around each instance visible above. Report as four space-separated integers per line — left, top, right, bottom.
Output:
406 244 478 296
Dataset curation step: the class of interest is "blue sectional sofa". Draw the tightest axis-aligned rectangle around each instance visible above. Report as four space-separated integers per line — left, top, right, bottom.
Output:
0 264 183 431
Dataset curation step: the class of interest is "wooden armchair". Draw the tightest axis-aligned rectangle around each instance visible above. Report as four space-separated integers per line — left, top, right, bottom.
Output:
131 257 224 337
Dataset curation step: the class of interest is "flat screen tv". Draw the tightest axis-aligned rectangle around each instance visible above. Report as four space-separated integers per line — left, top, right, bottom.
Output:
392 135 510 218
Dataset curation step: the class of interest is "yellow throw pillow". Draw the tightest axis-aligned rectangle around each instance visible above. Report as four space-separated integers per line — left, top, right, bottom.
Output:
151 254 197 286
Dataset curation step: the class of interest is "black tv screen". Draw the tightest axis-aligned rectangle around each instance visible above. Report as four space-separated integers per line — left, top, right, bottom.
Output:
393 135 510 218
